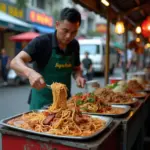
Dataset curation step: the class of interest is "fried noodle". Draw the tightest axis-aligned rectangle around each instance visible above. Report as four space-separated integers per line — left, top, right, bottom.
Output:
7 83 106 136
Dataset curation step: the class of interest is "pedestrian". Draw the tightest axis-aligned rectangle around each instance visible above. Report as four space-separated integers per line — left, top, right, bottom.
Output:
115 43 133 78
0 48 10 86
126 45 133 72
10 7 86 110
81 52 93 81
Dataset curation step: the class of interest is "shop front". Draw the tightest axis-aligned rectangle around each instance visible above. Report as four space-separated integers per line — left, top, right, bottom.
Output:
0 1 32 57
26 8 54 34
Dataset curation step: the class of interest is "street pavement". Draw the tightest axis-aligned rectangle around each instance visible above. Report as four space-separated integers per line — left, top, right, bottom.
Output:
0 68 122 149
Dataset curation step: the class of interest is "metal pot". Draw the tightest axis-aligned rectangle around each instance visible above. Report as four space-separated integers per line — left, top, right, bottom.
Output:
85 80 100 92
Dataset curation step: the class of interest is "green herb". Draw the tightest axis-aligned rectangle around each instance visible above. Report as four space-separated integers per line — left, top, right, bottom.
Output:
87 98 95 103
106 82 118 89
90 92 95 96
75 92 83 96
76 100 83 105
113 82 118 88
106 84 114 89
81 107 89 111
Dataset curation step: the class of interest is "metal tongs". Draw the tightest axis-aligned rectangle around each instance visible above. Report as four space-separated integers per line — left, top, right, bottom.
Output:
46 84 51 89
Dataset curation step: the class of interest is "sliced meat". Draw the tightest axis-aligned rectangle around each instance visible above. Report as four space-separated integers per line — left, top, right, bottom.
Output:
75 114 89 124
43 114 55 125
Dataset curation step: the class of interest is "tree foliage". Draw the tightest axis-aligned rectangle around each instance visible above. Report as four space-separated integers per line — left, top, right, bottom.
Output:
16 0 28 9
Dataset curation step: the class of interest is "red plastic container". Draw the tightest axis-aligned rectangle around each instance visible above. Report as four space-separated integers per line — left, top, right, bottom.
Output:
109 77 122 84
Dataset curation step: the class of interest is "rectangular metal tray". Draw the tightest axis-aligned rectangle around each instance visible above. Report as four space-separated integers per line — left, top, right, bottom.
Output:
82 105 130 116
0 110 113 140
108 98 138 105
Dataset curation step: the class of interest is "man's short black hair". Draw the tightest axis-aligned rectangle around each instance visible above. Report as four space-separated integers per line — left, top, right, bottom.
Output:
60 7 81 25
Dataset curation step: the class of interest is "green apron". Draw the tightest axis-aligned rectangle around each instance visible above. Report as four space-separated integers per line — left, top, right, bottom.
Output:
30 48 74 110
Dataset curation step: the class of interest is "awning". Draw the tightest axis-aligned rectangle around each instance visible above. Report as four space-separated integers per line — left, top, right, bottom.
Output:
32 23 55 33
0 11 32 32
10 32 40 42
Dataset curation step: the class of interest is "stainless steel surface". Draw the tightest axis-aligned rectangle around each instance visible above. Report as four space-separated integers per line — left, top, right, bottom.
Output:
83 105 131 116
46 84 51 89
0 110 113 140
85 80 100 92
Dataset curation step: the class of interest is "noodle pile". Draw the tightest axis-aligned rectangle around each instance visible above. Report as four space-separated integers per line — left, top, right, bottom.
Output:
48 82 68 111
127 80 144 92
68 92 125 114
94 88 133 104
7 82 106 137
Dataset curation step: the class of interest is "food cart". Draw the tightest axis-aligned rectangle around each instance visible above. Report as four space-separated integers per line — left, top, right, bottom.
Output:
0 87 150 150
0 120 121 150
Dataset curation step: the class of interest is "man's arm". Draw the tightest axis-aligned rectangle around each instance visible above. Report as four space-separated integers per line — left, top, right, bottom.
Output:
10 51 45 89
88 59 93 72
73 65 86 88
10 51 32 77
72 40 86 87
73 65 82 79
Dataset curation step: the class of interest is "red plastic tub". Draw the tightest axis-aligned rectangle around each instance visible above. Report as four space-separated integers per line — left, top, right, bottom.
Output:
109 77 123 84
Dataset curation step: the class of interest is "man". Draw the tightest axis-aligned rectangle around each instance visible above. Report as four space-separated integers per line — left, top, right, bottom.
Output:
0 49 9 86
81 52 93 81
115 43 132 78
10 8 85 110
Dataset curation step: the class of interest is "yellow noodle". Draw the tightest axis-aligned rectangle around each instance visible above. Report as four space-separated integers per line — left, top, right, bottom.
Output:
7 82 106 136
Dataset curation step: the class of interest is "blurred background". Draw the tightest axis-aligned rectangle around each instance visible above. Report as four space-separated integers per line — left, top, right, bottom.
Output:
0 0 150 122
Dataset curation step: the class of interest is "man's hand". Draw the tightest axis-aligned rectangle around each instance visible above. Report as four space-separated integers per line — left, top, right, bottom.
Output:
76 76 86 88
27 70 46 90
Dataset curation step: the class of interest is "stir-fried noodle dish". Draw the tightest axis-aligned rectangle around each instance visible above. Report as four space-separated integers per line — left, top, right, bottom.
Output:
94 88 133 104
127 80 144 92
68 92 125 114
7 83 106 136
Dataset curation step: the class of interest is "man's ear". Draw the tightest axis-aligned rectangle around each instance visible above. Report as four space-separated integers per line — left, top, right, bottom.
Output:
55 21 60 29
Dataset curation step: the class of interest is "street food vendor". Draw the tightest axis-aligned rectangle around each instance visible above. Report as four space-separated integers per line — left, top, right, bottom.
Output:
10 7 85 110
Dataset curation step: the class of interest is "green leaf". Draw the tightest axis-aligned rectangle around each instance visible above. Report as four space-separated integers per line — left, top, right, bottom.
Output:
16 0 28 8
90 92 95 96
87 98 95 103
75 92 83 96
113 82 118 88
106 84 114 89
81 107 89 111
76 100 83 106
106 82 118 89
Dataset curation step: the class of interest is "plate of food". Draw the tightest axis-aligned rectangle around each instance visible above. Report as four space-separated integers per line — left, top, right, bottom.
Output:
0 83 113 140
94 88 138 105
127 80 145 92
67 92 131 116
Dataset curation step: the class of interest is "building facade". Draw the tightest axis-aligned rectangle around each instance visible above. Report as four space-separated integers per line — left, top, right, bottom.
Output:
26 0 107 37
0 0 112 57
0 0 54 57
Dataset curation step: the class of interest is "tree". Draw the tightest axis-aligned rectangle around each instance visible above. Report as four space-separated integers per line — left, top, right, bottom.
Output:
16 0 28 9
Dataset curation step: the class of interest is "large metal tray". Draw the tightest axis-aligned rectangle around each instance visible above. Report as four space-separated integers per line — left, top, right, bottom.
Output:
0 110 113 140
82 105 130 116
108 98 138 105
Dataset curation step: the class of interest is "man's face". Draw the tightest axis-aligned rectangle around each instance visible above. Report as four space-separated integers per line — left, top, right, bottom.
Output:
56 20 80 45
1 49 6 55
116 48 123 54
85 53 88 58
